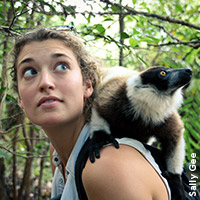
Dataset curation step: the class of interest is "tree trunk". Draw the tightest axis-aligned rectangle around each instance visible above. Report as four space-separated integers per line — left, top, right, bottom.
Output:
12 128 19 200
0 158 9 200
18 126 35 200
119 0 124 66
0 0 12 97
38 157 44 198
0 2 12 198
0 35 10 200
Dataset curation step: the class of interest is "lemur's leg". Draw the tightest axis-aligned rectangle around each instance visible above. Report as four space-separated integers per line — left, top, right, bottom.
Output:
165 130 185 174
89 108 119 163
159 111 185 174
161 130 186 200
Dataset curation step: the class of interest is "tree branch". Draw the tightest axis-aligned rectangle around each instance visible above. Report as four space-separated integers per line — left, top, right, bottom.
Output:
148 21 200 48
148 21 181 42
9 0 29 29
0 123 33 134
100 0 200 31
148 40 200 49
0 145 49 159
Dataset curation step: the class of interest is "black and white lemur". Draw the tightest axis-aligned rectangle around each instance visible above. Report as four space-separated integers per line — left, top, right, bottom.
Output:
88 66 192 199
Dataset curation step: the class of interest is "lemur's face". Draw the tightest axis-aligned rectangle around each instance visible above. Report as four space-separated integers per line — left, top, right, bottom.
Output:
140 67 192 94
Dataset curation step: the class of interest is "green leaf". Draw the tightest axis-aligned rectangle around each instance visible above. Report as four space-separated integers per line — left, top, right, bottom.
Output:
187 122 200 141
146 36 160 43
184 131 193 156
0 149 5 159
140 2 147 7
192 101 200 112
181 103 191 111
183 96 193 104
132 0 137 5
95 24 105 34
175 4 183 12
139 37 154 43
111 5 120 12
32 125 40 132
133 28 140 35
120 32 130 39
43 2 57 13
194 95 200 105
0 87 6 93
164 60 178 69
6 94 17 102
136 55 148 66
103 17 113 22
129 38 138 47
189 137 200 149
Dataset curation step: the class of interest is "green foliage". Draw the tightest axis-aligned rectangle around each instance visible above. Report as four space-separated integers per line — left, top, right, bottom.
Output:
180 80 200 170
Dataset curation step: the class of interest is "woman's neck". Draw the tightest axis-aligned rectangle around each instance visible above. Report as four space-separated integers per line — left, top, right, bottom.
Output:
43 116 85 167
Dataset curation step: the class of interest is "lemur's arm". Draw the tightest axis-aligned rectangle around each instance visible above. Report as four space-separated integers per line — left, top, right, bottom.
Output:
88 131 119 163
89 107 119 162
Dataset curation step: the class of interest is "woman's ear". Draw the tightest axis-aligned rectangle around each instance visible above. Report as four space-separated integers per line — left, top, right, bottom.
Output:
84 77 94 98
18 97 24 109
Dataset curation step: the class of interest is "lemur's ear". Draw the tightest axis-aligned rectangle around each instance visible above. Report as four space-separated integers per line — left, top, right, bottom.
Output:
84 77 93 98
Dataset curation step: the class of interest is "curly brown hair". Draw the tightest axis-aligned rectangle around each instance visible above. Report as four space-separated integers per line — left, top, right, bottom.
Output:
10 28 101 122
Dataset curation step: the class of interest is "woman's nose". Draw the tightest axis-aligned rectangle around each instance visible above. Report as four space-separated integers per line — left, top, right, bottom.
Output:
39 72 55 92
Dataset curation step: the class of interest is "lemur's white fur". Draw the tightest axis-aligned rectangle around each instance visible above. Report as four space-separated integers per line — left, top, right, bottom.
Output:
100 66 137 85
166 129 185 174
147 136 157 145
126 75 183 125
90 108 111 138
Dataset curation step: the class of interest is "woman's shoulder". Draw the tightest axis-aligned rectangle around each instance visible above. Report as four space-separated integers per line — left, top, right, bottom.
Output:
82 144 169 200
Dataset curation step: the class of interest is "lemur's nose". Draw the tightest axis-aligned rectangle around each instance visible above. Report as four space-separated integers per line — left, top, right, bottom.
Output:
185 68 192 75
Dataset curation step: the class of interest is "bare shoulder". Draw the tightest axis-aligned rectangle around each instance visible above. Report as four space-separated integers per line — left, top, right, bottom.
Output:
82 144 169 200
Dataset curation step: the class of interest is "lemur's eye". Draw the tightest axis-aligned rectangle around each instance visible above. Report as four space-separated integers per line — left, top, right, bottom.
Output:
160 71 167 76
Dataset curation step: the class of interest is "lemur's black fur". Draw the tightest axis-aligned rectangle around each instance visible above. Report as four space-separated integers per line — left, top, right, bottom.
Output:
89 66 192 200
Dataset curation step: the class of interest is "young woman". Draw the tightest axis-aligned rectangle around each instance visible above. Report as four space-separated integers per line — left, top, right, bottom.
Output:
11 29 170 199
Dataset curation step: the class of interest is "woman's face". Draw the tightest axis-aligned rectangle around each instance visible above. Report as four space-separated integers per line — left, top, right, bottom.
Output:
17 39 93 128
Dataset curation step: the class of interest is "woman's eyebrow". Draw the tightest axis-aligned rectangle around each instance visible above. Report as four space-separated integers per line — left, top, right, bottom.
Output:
52 53 72 60
18 58 34 67
18 53 72 68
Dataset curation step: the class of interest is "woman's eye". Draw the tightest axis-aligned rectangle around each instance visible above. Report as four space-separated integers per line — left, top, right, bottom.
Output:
24 68 37 78
55 63 68 71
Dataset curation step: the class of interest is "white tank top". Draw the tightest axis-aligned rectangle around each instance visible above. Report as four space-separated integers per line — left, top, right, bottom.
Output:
116 137 171 199
51 125 171 199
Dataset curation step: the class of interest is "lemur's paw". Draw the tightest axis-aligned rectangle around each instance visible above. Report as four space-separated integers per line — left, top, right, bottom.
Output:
162 171 186 200
89 131 119 163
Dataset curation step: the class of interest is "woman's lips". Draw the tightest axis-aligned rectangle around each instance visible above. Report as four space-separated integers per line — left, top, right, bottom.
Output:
38 96 63 107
